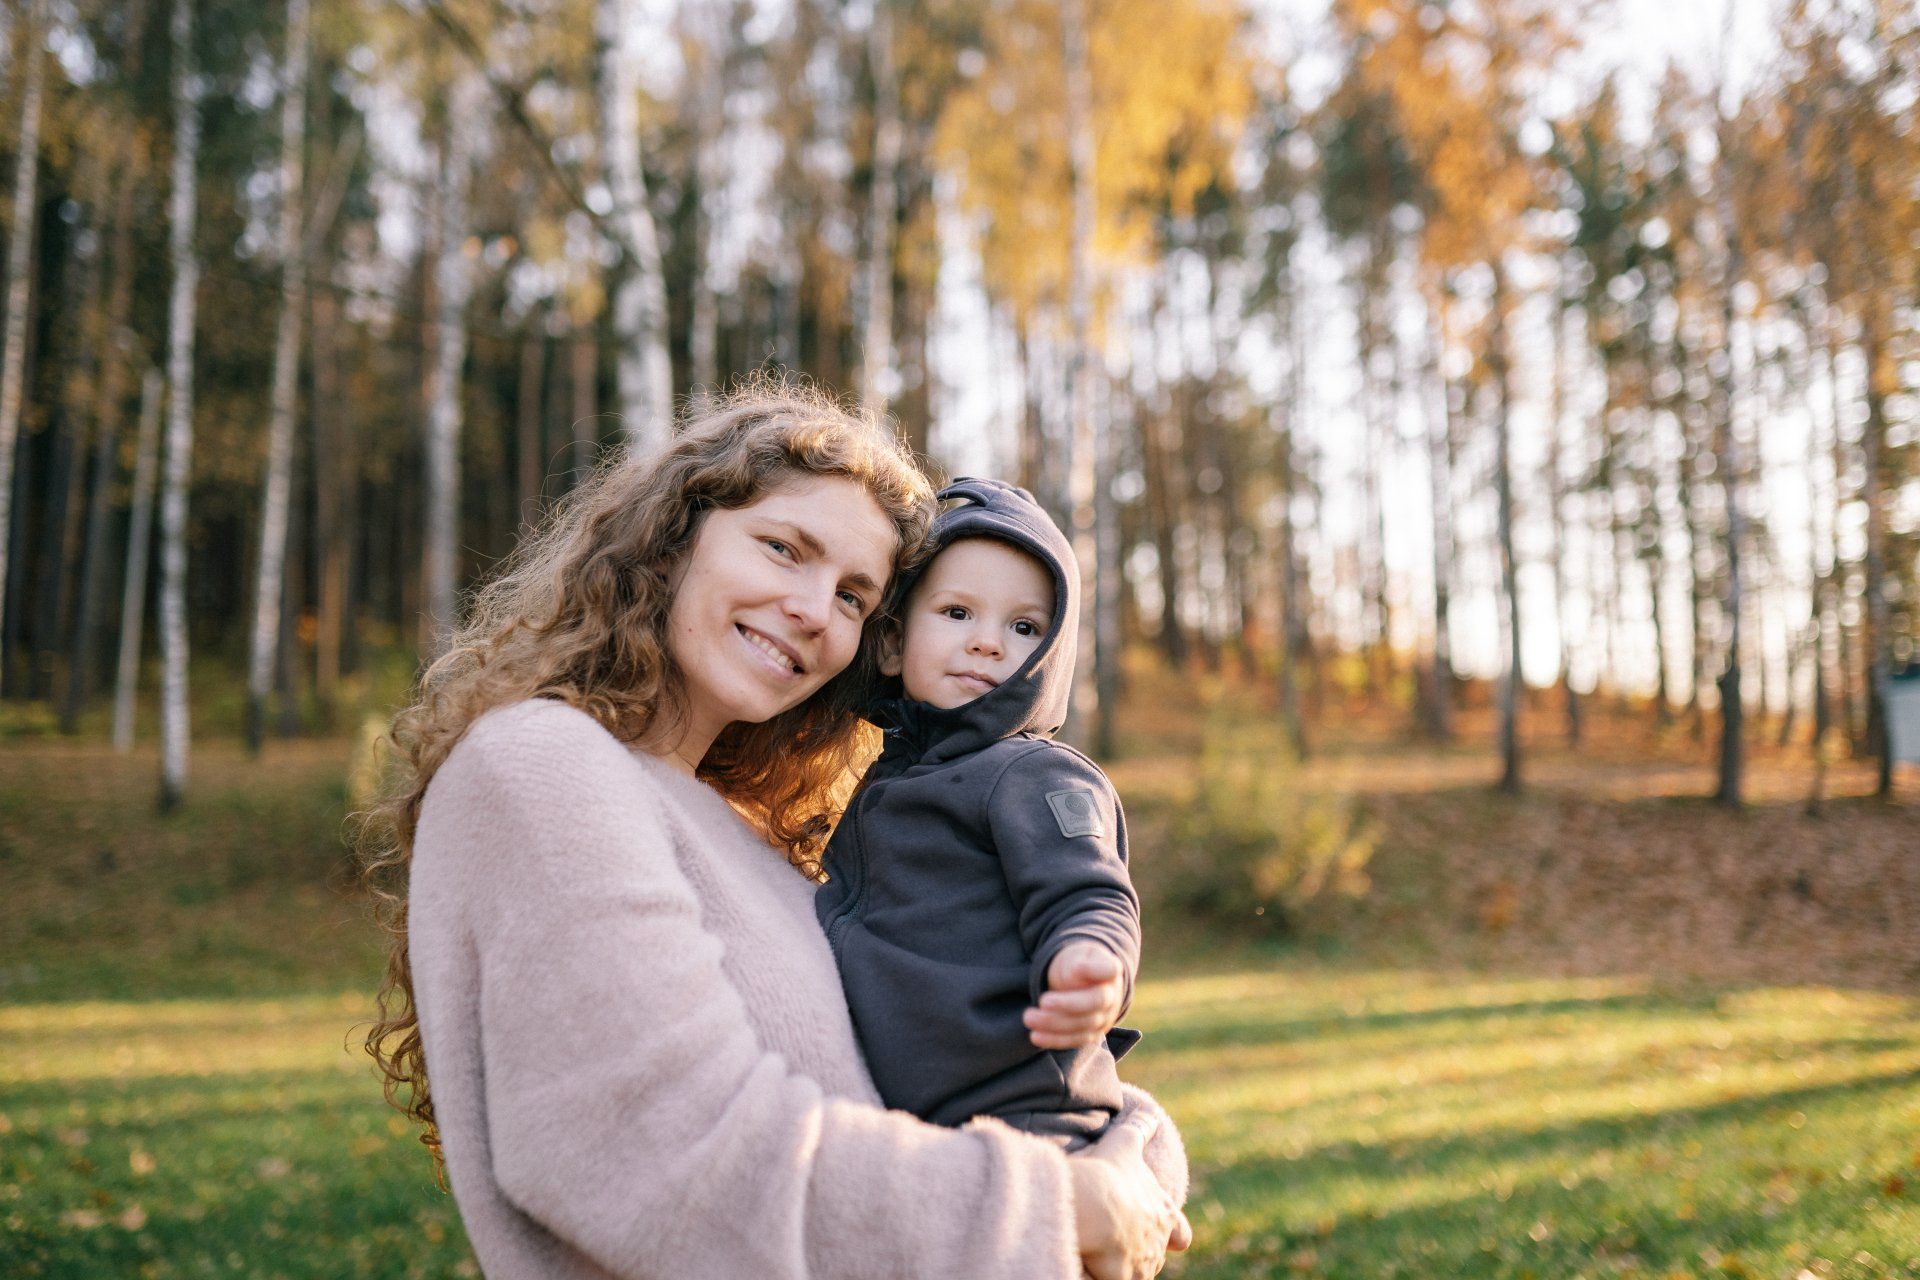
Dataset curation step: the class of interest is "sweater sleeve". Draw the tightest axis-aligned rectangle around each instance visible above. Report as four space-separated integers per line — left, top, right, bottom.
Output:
983 744 1143 1009
420 703 1079 1280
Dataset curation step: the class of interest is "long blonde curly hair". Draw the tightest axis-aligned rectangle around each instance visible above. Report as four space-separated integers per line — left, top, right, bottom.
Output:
359 384 936 1172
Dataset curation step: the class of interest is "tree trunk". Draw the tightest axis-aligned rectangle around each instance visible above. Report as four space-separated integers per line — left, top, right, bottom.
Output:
687 23 724 396
424 73 484 655
517 317 545 526
246 0 311 754
1820 318 1861 750
571 317 598 482
597 0 673 453
1423 291 1455 742
1673 333 1709 742
45 159 110 705
1860 300 1893 797
1712 227 1745 810
1546 284 1580 743
61 153 142 733
310 286 345 725
159 0 201 809
1094 360 1121 758
112 370 163 752
1060 0 1101 752
859 0 900 417
0 0 48 647
1491 263 1522 794
1013 320 1042 495
1277 398 1307 758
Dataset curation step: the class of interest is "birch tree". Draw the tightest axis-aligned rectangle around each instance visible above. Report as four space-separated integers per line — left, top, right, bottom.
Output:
113 371 164 752
424 72 486 653
596 0 673 453
0 0 49 646
159 0 202 808
245 0 312 754
62 144 144 734
1060 0 1102 750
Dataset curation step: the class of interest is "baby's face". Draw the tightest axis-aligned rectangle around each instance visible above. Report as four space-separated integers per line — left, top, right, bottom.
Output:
884 538 1054 709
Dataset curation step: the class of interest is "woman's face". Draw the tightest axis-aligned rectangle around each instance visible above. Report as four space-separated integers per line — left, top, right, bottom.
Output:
662 473 897 768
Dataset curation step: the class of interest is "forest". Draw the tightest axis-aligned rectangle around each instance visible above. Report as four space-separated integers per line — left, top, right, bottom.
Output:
0 0 1911 809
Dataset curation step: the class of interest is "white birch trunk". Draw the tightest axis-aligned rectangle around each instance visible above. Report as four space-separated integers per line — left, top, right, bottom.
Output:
113 370 164 752
0 0 48 643
859 0 900 415
1061 0 1101 749
159 0 202 808
424 74 484 654
596 0 673 453
245 0 310 753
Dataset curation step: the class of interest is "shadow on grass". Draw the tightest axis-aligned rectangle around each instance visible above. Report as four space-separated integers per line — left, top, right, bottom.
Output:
1175 1074 1920 1280
1274 1059 1914 1160
1146 988 1727 1054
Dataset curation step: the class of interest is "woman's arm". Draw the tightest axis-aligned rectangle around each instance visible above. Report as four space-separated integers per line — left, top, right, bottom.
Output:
417 703 1080 1280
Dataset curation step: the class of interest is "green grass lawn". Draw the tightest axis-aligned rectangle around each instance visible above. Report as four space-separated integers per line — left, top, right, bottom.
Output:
1132 962 1920 1279
5 731 1920 1278
5 960 1919 1278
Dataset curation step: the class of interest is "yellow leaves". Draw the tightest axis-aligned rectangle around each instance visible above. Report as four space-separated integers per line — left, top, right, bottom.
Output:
935 0 1254 323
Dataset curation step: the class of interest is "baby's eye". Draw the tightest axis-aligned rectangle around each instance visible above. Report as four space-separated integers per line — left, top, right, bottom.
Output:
940 605 970 621
1012 620 1040 638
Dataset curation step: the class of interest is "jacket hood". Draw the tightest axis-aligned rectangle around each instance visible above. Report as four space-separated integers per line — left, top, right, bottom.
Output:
870 478 1078 762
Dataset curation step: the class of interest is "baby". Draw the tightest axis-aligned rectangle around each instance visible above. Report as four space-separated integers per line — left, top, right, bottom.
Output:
816 477 1141 1150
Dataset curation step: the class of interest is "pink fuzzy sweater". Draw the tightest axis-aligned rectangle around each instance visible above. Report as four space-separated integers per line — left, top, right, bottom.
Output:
409 699 1185 1280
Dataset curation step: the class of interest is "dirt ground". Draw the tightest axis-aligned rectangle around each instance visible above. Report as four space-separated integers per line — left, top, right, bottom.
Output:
1111 672 1920 994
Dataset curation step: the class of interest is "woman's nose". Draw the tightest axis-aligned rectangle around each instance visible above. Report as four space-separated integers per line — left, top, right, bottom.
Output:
784 581 833 631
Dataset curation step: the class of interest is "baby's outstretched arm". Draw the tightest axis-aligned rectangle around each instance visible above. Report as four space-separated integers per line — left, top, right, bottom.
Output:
1026 940 1128 1049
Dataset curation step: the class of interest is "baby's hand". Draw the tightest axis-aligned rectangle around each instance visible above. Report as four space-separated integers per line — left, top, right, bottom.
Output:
1025 941 1126 1050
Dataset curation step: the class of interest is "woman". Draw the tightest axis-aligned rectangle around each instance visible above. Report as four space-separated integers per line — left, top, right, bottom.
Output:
362 386 1189 1280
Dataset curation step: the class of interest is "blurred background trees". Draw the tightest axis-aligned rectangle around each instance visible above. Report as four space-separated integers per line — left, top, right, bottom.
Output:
0 0 1913 807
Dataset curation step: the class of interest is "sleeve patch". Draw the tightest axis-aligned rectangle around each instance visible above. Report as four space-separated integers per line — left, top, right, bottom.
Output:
1045 788 1104 839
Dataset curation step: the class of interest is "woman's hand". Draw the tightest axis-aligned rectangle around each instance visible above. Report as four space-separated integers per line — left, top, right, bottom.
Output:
1070 1108 1194 1280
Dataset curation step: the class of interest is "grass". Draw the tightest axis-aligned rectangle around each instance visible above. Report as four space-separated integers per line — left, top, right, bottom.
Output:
4 674 1919 1278
6 952 1920 1278
0 994 468 1279
1131 956 1920 1279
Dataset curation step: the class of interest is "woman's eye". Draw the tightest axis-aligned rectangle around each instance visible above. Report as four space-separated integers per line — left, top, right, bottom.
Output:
764 538 792 558
837 589 864 611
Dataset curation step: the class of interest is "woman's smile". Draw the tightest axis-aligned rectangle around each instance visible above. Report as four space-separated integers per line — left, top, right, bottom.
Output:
737 623 805 677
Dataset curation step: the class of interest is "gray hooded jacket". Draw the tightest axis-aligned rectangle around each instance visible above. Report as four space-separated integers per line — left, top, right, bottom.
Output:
816 478 1141 1142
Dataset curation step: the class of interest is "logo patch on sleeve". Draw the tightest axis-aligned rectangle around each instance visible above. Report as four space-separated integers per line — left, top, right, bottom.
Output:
1045 788 1104 839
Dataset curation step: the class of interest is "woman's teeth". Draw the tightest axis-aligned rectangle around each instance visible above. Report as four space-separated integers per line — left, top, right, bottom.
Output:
743 628 799 674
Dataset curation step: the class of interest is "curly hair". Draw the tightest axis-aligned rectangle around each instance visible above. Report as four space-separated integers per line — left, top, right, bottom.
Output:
358 382 936 1174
